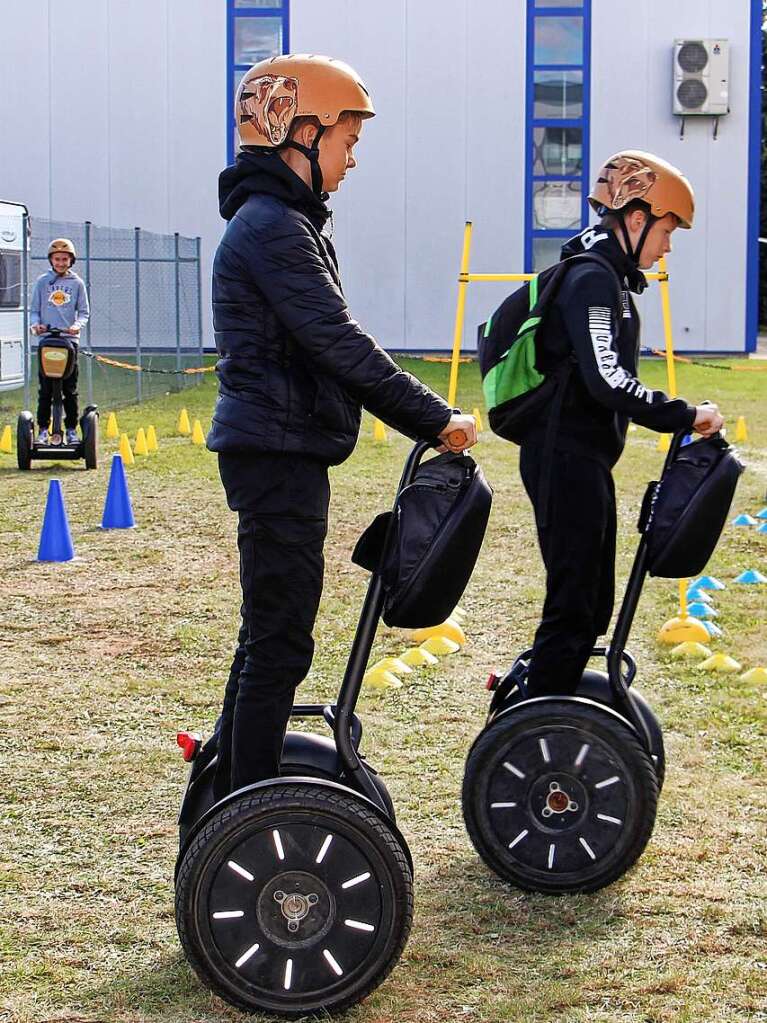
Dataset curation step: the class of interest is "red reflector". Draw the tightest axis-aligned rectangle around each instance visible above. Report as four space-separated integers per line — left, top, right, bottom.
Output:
486 672 500 691
177 731 202 762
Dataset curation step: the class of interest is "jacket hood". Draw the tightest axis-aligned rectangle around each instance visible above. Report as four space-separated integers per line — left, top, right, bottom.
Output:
560 227 647 294
219 150 331 228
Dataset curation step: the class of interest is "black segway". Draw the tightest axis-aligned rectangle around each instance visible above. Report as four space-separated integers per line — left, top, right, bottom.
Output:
174 434 492 1016
17 328 98 470
463 429 743 894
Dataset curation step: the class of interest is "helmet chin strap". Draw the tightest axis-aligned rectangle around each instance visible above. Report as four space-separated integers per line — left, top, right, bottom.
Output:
283 125 327 198
618 211 655 267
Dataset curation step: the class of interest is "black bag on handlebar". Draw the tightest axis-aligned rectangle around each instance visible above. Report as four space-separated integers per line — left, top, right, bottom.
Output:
643 434 744 578
352 451 493 628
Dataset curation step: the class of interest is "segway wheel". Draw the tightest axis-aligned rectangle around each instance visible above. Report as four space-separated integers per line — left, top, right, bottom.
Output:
82 409 99 470
462 701 659 894
176 783 413 1017
17 412 34 470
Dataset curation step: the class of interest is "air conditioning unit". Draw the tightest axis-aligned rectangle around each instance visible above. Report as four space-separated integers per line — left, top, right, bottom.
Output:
673 39 729 116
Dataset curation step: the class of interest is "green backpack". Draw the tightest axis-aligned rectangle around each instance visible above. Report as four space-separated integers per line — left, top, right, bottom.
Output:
477 252 622 443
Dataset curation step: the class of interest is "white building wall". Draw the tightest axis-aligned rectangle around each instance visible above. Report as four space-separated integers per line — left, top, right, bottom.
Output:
0 0 225 346
590 1 752 352
0 1 755 354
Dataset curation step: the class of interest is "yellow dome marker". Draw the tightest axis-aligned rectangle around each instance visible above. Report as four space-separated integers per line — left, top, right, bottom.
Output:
134 427 149 456
420 636 461 656
472 407 484 433
739 666 767 683
370 657 413 675
119 432 135 466
373 418 388 444
146 425 159 452
657 616 710 645
734 415 748 442
657 433 671 452
0 425 11 453
697 653 742 674
410 618 466 646
670 641 711 660
363 668 402 690
177 408 191 435
106 411 119 439
191 419 206 445
400 647 438 667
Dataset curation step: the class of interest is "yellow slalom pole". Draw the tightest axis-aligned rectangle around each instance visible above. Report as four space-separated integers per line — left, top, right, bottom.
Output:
447 222 473 408
657 256 689 617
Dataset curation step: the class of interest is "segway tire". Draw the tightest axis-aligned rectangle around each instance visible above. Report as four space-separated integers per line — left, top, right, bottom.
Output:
462 701 659 894
176 783 412 1017
17 412 34 470
82 409 99 470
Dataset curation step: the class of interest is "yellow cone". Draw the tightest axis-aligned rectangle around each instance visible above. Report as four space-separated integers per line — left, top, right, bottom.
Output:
134 427 148 456
146 425 158 452
670 641 711 660
370 657 413 675
0 425 11 454
373 418 387 444
410 618 466 646
106 411 119 439
734 415 748 443
657 615 710 645
472 407 484 433
420 636 461 656
697 653 742 674
739 666 767 683
363 668 402 690
191 419 206 445
177 408 191 435
657 433 671 452
119 433 135 466
400 646 438 667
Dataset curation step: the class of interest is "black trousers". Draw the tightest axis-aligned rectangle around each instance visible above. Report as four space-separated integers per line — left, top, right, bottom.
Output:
37 359 79 430
520 444 616 697
214 452 330 799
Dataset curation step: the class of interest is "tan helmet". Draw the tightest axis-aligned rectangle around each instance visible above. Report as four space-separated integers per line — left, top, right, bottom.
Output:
48 238 77 264
235 53 375 149
588 150 695 229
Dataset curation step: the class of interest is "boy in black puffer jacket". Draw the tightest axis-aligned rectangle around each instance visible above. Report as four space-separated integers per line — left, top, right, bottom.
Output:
208 54 476 798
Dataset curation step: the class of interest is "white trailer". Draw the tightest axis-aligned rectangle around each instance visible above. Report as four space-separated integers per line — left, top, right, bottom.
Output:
0 200 28 393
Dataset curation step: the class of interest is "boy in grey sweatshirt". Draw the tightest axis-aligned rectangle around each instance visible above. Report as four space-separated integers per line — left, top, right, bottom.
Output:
30 238 90 443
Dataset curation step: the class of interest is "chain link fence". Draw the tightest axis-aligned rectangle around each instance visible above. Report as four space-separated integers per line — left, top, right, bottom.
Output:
1 216 206 418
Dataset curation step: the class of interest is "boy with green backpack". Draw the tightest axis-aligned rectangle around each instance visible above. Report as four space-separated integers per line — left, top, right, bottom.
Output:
479 151 723 696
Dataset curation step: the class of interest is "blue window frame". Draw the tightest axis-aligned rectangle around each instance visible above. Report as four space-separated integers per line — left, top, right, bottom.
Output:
227 1 290 164
525 2 591 272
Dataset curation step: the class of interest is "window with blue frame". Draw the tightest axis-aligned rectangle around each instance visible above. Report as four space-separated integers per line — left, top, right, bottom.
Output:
525 1 591 271
227 0 290 163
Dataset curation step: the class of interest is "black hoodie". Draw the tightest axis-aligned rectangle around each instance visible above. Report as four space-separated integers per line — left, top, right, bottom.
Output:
528 226 696 468
208 151 451 464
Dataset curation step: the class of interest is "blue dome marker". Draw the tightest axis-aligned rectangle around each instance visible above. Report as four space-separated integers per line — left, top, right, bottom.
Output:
734 569 767 585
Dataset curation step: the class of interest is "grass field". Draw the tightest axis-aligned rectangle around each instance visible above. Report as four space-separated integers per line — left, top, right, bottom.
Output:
0 357 765 1023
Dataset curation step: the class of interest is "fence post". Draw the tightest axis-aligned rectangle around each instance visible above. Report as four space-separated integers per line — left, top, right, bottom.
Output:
195 235 203 365
174 232 181 374
83 220 94 405
22 213 30 409
134 226 142 402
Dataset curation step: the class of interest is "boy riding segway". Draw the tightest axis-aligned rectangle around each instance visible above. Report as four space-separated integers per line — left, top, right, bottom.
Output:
17 238 97 469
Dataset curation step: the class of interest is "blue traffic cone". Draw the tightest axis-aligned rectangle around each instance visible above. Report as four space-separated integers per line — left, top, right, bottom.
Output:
37 479 75 562
681 433 693 446
693 575 726 591
101 454 135 529
734 569 766 585
732 513 758 527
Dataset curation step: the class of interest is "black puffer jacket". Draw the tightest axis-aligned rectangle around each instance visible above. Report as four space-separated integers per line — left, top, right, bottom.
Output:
207 151 451 464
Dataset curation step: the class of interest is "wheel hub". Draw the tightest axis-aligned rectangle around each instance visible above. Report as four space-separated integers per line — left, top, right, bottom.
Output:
256 870 335 948
529 773 587 831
